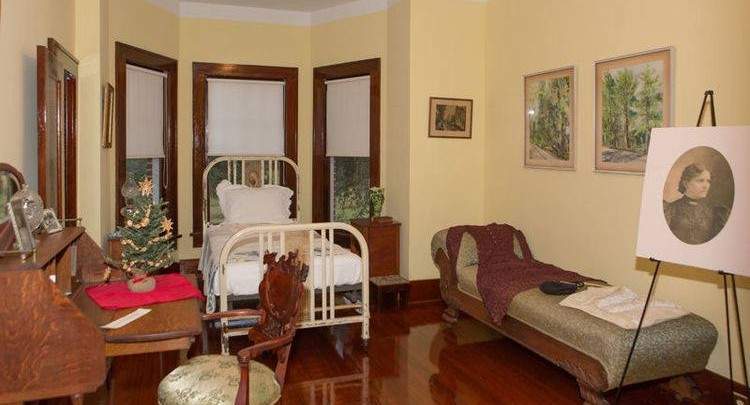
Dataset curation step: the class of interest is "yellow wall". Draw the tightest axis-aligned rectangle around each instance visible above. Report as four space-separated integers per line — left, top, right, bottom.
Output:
484 0 750 379
407 0 486 280
0 0 75 188
75 0 109 243
386 0 412 277
177 18 311 258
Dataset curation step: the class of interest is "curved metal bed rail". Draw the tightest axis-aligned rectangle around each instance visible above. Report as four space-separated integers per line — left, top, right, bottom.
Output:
217 222 370 354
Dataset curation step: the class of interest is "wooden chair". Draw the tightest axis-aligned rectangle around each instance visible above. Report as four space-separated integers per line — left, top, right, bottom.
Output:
158 252 308 405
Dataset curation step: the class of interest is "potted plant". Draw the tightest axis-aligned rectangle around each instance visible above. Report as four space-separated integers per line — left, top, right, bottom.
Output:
369 187 385 218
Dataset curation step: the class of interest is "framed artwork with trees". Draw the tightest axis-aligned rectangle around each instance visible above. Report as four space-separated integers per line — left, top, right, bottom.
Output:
524 66 575 169
595 48 673 173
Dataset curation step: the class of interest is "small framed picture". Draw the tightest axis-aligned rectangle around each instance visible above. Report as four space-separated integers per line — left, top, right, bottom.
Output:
428 97 473 139
524 66 576 170
101 83 114 148
7 200 35 252
41 208 63 234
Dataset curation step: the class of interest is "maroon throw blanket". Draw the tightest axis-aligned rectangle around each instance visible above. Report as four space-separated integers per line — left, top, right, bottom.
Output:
447 224 590 324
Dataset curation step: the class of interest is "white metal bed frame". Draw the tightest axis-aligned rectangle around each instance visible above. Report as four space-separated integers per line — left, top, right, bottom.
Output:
201 156 370 354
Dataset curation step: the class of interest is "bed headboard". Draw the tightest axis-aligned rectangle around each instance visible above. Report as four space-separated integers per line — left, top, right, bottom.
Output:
202 156 301 227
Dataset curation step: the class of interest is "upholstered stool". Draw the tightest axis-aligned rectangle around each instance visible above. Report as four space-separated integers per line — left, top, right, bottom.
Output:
157 355 281 405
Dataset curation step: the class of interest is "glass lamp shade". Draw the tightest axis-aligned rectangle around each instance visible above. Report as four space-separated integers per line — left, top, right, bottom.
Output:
12 185 44 231
121 176 139 201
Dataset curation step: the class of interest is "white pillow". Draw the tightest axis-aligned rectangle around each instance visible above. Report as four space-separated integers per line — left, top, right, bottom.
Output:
216 180 294 224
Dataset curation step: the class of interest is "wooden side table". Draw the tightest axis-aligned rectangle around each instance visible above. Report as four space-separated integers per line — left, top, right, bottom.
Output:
370 275 410 312
350 217 401 278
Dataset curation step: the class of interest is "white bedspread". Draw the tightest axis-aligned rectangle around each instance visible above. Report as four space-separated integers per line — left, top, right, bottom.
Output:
559 286 688 329
199 223 363 312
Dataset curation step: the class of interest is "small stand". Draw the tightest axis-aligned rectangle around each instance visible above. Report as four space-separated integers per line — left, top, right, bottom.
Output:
615 90 748 404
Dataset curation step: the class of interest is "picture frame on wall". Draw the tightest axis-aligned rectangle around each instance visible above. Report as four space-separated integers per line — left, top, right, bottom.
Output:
595 47 673 174
101 83 114 148
428 97 473 139
524 66 576 170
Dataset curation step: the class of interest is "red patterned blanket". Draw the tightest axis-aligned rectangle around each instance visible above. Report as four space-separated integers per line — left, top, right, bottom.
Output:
446 224 590 324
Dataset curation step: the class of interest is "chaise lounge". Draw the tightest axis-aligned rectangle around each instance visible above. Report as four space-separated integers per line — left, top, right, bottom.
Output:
431 228 718 404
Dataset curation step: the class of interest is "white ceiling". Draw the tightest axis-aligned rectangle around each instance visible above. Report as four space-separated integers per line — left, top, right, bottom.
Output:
179 0 361 12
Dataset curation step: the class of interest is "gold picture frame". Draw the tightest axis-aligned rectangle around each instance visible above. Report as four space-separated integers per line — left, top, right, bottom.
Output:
428 97 473 139
101 83 114 148
524 66 576 170
595 48 673 174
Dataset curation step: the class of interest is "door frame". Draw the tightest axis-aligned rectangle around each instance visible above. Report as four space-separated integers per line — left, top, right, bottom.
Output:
37 38 79 220
312 58 381 223
114 42 178 228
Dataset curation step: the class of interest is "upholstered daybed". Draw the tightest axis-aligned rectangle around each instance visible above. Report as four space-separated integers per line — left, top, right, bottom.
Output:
431 228 718 405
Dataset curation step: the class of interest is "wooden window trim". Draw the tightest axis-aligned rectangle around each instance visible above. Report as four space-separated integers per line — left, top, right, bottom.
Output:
312 58 381 223
192 62 299 247
115 42 178 231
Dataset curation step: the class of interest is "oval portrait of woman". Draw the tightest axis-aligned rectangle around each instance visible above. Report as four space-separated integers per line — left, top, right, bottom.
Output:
662 146 734 245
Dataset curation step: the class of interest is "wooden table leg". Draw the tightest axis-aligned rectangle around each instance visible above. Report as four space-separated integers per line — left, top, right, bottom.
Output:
70 393 84 405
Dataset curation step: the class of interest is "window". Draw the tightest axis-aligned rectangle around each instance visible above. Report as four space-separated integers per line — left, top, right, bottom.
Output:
125 64 166 202
115 43 177 229
326 76 371 222
192 63 298 246
312 58 380 224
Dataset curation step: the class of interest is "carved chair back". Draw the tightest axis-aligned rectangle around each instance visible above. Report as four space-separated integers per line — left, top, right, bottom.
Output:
241 251 308 388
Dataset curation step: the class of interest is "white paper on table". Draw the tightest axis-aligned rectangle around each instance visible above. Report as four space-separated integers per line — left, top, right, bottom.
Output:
101 308 152 329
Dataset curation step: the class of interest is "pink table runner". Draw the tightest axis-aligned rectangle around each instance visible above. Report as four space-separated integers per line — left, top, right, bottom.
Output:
85 273 204 310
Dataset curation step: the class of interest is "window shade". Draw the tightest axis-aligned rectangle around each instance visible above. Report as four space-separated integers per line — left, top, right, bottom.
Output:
126 64 166 159
326 76 370 157
207 78 285 156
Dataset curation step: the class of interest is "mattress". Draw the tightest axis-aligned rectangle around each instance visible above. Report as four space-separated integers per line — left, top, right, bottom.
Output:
200 223 363 312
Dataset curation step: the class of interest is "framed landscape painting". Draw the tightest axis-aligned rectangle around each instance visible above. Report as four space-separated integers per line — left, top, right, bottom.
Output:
524 66 575 169
428 97 473 139
595 48 672 173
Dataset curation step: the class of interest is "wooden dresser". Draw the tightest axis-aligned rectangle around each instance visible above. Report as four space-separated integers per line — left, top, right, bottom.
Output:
351 217 401 277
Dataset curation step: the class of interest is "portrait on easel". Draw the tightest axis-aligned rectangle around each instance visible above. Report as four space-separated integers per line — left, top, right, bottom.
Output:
636 126 750 276
662 146 733 245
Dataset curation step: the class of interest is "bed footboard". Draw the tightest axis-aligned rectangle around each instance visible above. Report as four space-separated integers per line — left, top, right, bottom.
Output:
218 222 370 354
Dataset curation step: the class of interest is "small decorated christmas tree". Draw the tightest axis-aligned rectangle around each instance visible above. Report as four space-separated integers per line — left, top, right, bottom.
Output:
117 177 176 281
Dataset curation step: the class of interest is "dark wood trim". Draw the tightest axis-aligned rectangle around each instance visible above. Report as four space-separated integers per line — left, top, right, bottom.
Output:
115 42 178 230
37 39 78 219
64 72 77 218
192 62 299 247
312 58 381 223
36 46 47 206
409 279 441 304
179 259 200 274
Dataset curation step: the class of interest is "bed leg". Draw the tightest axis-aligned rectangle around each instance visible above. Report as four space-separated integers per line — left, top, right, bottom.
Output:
577 380 608 405
442 306 460 324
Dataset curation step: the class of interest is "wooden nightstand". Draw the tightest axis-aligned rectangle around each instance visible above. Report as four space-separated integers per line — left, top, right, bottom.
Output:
350 217 401 277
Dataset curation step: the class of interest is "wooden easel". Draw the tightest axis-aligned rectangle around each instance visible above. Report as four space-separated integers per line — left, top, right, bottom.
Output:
615 90 749 405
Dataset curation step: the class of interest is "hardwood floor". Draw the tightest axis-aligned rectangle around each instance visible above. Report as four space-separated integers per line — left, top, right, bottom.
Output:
77 302 738 404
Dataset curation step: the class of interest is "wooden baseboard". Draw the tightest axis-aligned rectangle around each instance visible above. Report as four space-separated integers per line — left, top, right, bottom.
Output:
697 369 750 401
180 259 199 274
409 279 441 304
